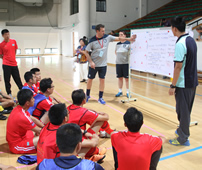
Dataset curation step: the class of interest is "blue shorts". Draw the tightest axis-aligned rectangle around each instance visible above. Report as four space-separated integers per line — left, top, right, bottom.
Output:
116 64 129 78
88 66 107 79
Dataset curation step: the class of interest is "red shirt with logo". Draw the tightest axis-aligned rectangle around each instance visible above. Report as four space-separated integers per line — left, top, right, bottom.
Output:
67 104 98 130
111 131 162 170
6 105 36 146
37 122 60 164
0 39 18 66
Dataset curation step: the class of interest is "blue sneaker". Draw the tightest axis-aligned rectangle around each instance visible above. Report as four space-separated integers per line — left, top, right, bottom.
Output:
86 96 90 103
115 92 123 97
126 93 132 98
98 98 106 105
175 130 179 137
169 139 190 146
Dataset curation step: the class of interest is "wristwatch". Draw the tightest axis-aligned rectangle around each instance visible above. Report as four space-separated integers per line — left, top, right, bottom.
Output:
83 130 87 135
170 84 176 88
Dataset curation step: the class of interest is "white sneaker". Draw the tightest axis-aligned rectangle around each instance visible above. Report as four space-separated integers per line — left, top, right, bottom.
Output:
99 131 111 138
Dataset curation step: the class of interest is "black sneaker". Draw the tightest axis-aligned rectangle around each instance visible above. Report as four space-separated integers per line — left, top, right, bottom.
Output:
80 79 86 83
0 114 7 120
0 109 12 114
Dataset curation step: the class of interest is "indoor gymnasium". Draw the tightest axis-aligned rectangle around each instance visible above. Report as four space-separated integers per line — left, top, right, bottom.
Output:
0 0 202 169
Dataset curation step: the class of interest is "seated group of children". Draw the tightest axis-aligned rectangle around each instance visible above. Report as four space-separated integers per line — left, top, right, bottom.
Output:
6 68 165 170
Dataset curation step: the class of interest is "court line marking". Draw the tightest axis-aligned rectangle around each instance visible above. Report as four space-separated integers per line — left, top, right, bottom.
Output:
159 146 202 161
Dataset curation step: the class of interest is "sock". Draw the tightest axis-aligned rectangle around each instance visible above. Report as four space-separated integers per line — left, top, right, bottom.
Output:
119 89 122 93
85 147 99 158
127 89 129 94
101 121 114 135
99 91 103 99
86 89 91 96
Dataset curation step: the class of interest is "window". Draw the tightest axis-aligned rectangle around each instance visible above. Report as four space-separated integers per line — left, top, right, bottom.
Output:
16 49 21 55
25 48 40 54
44 48 59 54
33 48 40 54
70 0 79 15
25 48 33 55
96 0 106 12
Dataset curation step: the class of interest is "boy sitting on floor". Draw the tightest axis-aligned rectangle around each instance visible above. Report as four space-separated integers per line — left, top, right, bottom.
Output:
6 89 43 154
67 89 114 140
36 123 104 170
22 71 38 97
37 103 105 164
29 78 54 124
111 107 166 170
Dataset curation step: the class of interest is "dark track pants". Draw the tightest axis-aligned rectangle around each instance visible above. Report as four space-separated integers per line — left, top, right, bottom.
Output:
2 64 23 95
175 87 196 144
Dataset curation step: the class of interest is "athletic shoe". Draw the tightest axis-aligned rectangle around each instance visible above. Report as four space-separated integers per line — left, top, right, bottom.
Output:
115 92 123 97
175 130 179 137
169 139 190 146
0 113 7 120
0 109 12 114
99 131 111 138
80 79 86 83
126 93 132 98
98 98 106 105
86 96 90 103
88 154 105 163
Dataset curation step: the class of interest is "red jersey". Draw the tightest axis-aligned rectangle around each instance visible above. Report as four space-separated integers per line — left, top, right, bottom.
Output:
6 105 36 147
23 83 38 96
32 93 53 119
35 81 40 90
0 39 18 66
111 131 162 170
37 122 60 164
67 104 98 130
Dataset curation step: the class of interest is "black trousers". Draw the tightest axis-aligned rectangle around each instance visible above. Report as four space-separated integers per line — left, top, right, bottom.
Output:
2 65 23 95
175 87 196 144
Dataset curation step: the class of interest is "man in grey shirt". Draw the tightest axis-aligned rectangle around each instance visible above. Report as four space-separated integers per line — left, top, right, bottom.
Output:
84 24 136 105
115 31 130 98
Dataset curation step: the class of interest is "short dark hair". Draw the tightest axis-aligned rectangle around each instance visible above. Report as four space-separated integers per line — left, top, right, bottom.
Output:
24 71 33 83
72 89 85 105
56 123 82 153
30 68 40 74
95 24 105 31
40 78 53 93
171 16 186 32
49 103 68 125
119 31 127 36
1 29 9 35
124 107 143 132
17 89 33 106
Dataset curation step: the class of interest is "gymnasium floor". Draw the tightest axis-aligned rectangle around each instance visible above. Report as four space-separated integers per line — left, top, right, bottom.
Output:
0 55 201 170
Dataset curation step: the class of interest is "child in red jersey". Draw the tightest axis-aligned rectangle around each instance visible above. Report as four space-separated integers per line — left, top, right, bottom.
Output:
22 71 38 96
6 89 43 154
37 103 104 164
111 107 166 170
30 68 41 92
67 89 114 138
31 78 54 124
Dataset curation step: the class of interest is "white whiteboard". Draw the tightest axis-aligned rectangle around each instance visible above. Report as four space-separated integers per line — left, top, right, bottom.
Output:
130 27 193 77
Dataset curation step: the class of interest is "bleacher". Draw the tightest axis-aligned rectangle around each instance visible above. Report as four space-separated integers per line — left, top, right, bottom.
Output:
115 0 202 36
